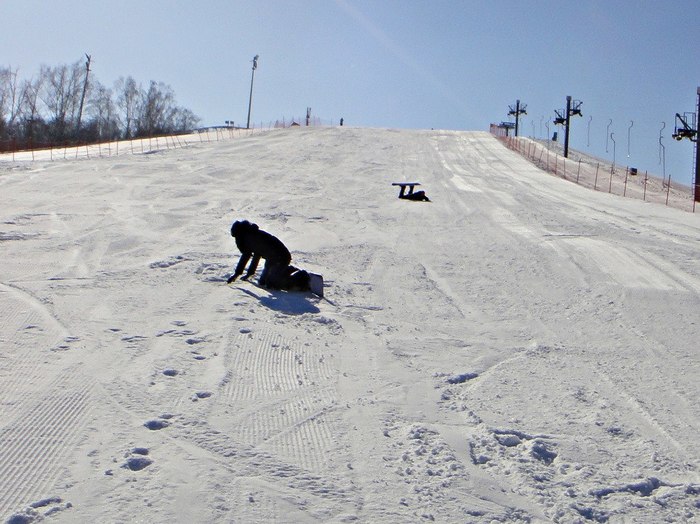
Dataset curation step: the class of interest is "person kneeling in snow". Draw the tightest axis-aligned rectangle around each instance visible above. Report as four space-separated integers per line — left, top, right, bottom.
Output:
227 220 309 291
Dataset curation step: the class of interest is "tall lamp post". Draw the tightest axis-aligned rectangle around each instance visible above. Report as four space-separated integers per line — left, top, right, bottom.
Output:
610 132 616 173
671 86 700 202
508 99 527 137
659 122 666 181
246 54 259 130
76 54 91 135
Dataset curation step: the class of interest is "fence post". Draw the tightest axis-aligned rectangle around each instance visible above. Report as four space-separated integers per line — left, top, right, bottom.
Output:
623 167 629 197
609 169 613 193
643 171 648 201
594 163 599 190
666 175 671 206
577 159 581 183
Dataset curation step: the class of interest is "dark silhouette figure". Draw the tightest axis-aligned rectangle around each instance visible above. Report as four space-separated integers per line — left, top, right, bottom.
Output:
401 190 430 202
227 220 291 288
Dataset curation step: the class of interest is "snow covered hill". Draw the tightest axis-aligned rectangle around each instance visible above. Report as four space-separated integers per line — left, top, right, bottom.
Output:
1 127 699 523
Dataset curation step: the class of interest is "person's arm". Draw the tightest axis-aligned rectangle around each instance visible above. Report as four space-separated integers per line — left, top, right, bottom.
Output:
243 254 261 280
227 253 251 283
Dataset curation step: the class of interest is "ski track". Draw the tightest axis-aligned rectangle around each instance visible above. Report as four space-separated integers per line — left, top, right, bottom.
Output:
173 415 356 517
223 331 338 473
0 371 94 519
0 282 77 440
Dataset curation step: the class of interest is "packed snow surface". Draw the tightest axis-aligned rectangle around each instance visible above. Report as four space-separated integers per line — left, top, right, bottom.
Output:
1 127 699 523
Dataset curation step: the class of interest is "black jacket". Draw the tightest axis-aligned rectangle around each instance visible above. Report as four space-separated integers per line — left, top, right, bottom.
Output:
230 220 291 280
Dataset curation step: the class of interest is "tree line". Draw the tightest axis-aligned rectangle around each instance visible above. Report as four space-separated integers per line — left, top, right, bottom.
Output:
0 57 200 148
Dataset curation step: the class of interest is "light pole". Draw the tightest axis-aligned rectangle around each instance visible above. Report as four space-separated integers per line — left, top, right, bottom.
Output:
76 53 91 135
627 120 634 158
246 54 259 130
659 122 666 181
671 86 700 202
610 132 616 173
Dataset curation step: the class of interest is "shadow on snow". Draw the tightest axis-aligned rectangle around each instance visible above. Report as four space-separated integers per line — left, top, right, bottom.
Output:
237 287 320 315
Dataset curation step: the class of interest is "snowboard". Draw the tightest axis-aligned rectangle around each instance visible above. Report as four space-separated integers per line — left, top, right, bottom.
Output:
309 273 324 298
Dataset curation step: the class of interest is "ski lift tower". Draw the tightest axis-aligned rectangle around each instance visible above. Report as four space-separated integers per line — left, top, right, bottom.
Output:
671 87 700 202
508 100 527 137
553 96 583 158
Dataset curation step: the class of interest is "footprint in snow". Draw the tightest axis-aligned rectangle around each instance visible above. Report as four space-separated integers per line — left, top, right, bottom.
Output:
123 456 153 471
192 391 212 401
445 372 479 384
144 419 169 430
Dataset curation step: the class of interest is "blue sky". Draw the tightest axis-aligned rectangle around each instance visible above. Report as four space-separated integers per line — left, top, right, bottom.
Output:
2 0 699 185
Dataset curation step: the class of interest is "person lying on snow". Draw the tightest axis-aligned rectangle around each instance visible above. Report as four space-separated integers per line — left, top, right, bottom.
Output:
227 220 310 291
400 190 430 201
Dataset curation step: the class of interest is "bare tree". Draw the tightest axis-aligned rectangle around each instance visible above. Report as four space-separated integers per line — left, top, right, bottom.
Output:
172 107 199 133
20 76 44 141
136 80 174 137
86 80 119 141
133 81 200 137
138 80 163 136
3 59 198 145
0 67 23 138
115 76 140 139
0 67 9 137
39 61 84 140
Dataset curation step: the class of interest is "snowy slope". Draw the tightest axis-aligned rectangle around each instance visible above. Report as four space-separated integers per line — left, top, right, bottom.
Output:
1 127 699 523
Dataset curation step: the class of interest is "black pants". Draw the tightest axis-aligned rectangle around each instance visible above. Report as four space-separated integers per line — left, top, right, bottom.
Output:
259 260 288 289
260 263 310 291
